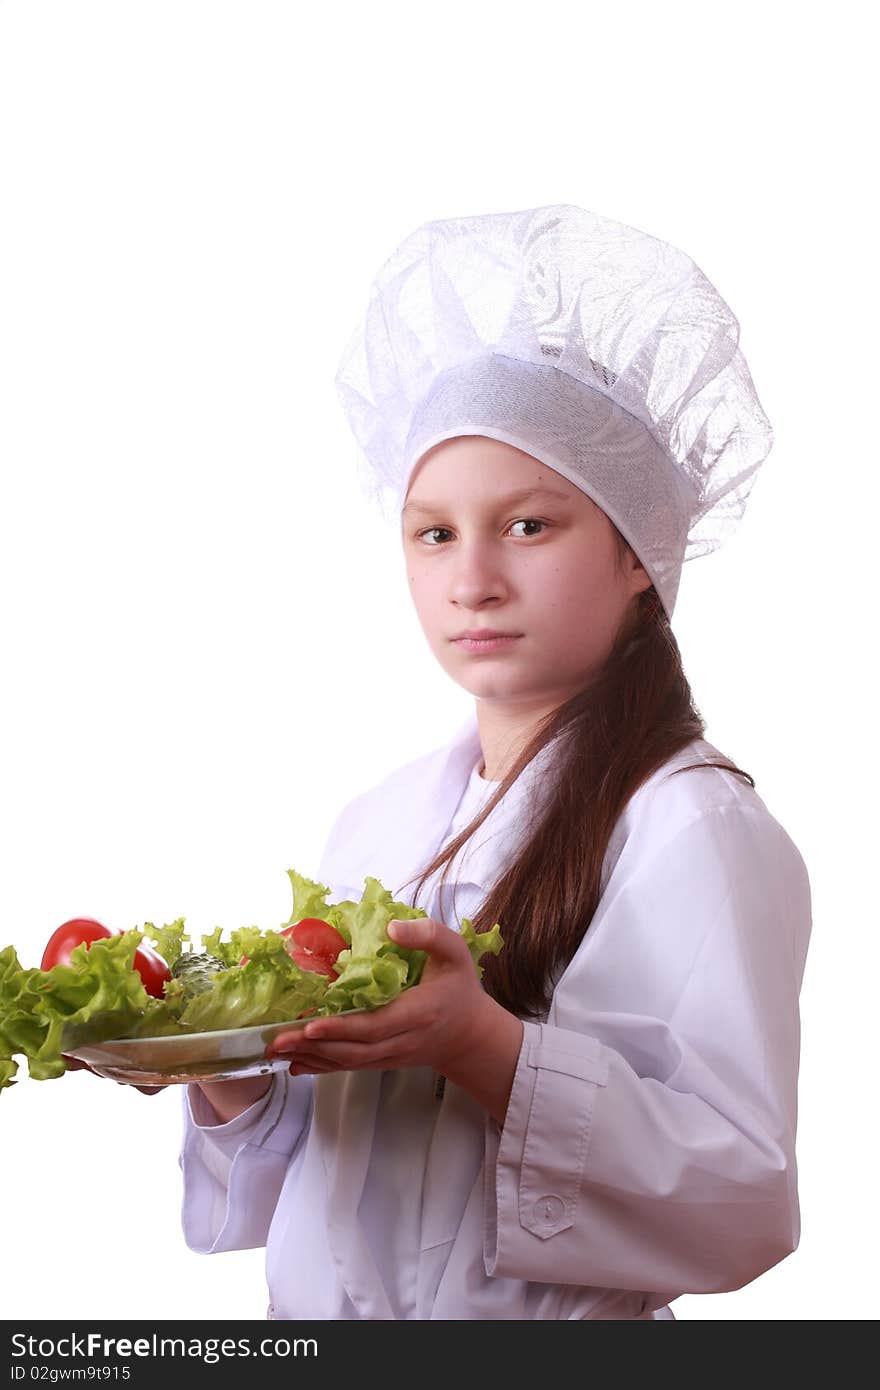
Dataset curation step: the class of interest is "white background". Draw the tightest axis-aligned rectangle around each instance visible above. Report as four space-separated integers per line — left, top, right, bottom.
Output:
1 0 874 1322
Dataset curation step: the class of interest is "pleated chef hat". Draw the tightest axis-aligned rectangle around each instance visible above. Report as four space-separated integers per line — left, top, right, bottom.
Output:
334 204 774 620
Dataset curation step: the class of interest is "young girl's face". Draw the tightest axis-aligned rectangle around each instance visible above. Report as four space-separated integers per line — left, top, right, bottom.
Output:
400 435 652 704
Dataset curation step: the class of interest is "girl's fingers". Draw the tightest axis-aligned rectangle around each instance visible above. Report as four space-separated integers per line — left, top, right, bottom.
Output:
269 1017 414 1056
271 1036 408 1068
62 1055 96 1074
269 1030 313 1054
62 1054 165 1093
287 1057 339 1074
282 1049 351 1070
288 1057 398 1075
297 1000 418 1046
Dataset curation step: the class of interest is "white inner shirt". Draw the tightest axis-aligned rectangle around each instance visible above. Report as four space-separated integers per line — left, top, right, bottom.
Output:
448 757 500 836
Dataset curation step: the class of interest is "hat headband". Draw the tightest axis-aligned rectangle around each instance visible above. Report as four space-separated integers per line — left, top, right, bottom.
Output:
402 352 697 620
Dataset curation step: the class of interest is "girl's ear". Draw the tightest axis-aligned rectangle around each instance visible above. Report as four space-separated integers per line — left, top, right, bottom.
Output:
621 543 653 594
633 567 654 595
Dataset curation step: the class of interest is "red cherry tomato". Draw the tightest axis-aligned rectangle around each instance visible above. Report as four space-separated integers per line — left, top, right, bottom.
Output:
281 918 347 977
41 916 170 999
241 919 348 977
285 919 347 958
41 918 119 971
132 940 172 999
286 945 337 976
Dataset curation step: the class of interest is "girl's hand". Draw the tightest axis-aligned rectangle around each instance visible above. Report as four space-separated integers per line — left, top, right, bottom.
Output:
264 918 493 1077
61 1054 166 1096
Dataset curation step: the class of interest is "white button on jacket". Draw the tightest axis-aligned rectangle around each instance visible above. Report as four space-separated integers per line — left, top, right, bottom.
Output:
178 710 812 1320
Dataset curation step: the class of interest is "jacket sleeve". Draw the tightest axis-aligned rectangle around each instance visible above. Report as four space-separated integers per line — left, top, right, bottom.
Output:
482 802 812 1295
179 1068 314 1253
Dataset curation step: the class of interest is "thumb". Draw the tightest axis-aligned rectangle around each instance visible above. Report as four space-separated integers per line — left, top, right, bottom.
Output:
387 917 459 957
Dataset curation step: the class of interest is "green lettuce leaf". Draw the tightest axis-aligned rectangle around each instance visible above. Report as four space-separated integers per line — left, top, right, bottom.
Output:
460 918 504 978
318 876 504 1011
1 931 155 1087
140 918 191 969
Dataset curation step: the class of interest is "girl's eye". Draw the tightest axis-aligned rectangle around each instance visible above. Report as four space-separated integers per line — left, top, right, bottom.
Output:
416 518 548 545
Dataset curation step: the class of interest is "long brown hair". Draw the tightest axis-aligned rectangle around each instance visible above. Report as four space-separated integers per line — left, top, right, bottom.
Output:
400 525 755 1020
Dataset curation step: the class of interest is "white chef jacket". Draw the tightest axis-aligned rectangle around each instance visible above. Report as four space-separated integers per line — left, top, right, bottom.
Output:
178 709 812 1320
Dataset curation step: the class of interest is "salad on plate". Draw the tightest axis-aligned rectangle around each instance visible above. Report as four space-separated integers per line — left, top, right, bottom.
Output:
0 870 504 1093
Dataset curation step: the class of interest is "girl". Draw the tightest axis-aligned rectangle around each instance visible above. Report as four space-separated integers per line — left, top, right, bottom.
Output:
178 205 812 1319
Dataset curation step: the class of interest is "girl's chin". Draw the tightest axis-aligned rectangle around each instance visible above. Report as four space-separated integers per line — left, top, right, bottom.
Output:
451 674 531 697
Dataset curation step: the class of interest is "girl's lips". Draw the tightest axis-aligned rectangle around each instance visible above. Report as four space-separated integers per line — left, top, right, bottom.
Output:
452 634 523 654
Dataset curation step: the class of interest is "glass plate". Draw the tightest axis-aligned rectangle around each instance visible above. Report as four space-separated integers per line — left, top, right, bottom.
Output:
61 1008 371 1085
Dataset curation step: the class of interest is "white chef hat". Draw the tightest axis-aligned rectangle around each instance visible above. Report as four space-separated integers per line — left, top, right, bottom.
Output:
334 204 774 619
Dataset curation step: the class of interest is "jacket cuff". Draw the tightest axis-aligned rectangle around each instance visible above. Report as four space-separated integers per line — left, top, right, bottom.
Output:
484 1019 609 1278
185 1076 277 1147
179 1070 313 1253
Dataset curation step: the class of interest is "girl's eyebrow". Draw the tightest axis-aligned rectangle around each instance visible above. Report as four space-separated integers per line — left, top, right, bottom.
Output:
403 485 574 516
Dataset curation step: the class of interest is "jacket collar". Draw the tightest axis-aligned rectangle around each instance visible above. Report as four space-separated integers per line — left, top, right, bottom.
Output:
323 708 564 904
321 709 483 903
